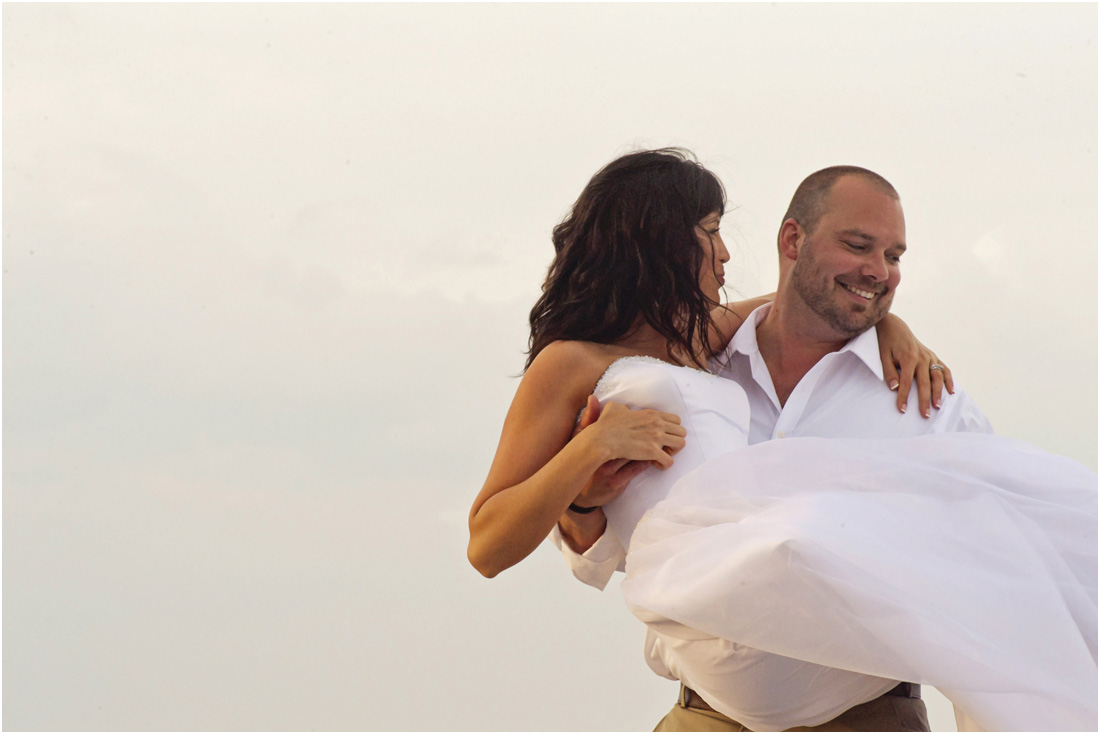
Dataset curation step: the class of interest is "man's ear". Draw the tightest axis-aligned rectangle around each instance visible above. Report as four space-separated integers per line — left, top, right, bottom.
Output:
778 218 803 262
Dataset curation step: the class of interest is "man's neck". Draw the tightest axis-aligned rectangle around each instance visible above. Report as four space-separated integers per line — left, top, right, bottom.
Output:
755 299 853 406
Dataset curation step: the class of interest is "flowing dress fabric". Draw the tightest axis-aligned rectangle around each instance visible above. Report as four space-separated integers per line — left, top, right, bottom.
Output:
593 358 1098 732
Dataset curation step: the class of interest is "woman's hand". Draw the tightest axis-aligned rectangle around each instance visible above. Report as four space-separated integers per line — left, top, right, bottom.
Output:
584 400 686 468
556 397 685 554
876 313 955 418
568 396 672 511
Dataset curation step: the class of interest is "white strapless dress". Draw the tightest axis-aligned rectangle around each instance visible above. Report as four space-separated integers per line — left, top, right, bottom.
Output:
592 357 1098 732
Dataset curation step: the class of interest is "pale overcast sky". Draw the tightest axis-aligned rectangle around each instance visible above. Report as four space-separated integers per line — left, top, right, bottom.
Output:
4 4 1096 731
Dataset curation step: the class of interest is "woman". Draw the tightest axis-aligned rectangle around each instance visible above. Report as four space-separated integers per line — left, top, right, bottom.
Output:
468 149 1097 731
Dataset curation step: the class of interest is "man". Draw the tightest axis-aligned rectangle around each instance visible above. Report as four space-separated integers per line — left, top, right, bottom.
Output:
552 166 992 732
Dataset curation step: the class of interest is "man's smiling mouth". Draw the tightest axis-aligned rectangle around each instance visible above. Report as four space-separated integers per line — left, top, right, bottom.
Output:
840 283 878 300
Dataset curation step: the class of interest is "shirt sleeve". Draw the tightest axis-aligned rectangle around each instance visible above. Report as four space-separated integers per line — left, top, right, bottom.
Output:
548 523 627 591
931 387 994 435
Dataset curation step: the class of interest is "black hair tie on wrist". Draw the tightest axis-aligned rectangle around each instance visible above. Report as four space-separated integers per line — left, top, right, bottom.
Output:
568 502 599 514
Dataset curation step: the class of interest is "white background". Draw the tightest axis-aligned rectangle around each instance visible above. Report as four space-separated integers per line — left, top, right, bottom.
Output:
4 4 1096 731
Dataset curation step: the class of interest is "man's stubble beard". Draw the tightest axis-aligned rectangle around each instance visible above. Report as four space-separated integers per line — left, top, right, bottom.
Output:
789 239 893 338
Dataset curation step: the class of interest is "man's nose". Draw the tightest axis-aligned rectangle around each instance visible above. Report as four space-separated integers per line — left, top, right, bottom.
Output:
861 255 888 281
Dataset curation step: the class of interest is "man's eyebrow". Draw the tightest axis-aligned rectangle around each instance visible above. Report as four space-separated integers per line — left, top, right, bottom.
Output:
836 228 875 241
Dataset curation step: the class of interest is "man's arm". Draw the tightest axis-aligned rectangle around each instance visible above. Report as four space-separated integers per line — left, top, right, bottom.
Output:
549 521 627 591
556 396 655 546
558 504 608 554
549 396 652 588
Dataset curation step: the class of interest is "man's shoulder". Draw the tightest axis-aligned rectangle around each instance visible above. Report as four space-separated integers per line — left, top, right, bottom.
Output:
878 381 993 436
793 364 994 438
931 385 994 434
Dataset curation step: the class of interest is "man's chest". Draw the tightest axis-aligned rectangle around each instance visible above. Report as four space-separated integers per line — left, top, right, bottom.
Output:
723 359 922 444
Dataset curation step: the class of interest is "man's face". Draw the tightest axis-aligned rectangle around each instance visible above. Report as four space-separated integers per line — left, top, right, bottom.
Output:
789 176 906 338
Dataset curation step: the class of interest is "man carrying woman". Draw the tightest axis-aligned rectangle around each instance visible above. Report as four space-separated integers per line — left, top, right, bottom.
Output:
469 149 1097 732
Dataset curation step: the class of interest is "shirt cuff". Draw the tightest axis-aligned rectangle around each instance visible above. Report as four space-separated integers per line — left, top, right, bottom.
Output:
549 522 627 591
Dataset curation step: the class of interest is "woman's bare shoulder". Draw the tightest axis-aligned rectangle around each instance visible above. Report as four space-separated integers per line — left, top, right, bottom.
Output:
524 341 627 397
529 340 615 378
503 342 613 432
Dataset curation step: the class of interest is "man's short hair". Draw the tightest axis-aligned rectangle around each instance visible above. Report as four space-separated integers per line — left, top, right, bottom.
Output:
783 166 899 236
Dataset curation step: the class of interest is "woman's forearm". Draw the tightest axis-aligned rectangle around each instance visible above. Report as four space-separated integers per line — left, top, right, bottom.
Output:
468 431 612 578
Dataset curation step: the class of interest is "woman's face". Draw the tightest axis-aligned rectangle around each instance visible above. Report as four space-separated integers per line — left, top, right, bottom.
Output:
696 210 729 304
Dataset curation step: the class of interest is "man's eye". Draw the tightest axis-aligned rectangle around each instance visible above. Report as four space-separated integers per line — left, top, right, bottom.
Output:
887 255 902 264
843 241 866 251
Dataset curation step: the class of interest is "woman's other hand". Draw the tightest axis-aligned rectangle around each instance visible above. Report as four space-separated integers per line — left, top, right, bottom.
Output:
583 399 685 468
876 313 955 418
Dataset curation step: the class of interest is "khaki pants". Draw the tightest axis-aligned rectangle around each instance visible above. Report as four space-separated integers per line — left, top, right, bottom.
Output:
654 692 930 732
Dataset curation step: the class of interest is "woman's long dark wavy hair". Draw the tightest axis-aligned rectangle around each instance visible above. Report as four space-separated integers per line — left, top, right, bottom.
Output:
526 148 726 370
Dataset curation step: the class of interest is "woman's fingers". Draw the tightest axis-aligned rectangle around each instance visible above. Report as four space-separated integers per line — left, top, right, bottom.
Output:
894 346 950 419
895 360 915 415
930 367 945 410
595 403 688 464
666 423 687 444
651 450 674 469
914 359 933 418
882 359 902 396
657 415 687 456
879 338 906 411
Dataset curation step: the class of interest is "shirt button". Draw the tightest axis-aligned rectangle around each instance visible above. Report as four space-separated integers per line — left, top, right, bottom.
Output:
776 430 786 438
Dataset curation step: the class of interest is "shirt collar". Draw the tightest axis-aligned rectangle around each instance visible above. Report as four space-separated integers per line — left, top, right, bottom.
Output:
841 324 885 380
724 302 884 380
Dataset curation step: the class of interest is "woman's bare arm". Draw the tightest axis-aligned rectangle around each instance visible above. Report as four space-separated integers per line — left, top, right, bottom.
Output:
468 342 685 578
708 294 776 353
